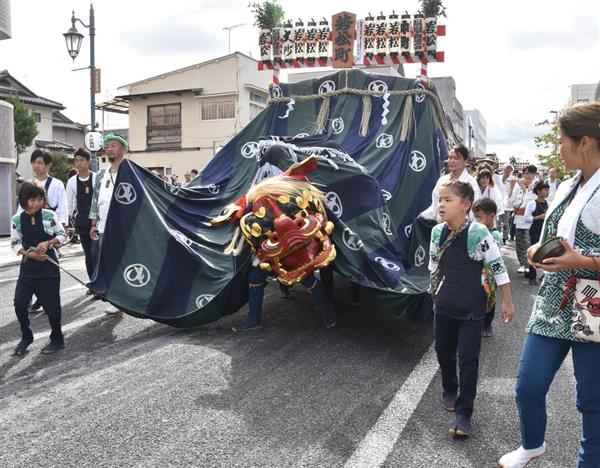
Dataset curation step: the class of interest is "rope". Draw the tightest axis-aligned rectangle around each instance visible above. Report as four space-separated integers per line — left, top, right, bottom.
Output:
268 86 448 137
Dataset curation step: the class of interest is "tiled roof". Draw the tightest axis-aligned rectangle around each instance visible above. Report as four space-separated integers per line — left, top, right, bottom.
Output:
0 87 64 109
35 139 75 153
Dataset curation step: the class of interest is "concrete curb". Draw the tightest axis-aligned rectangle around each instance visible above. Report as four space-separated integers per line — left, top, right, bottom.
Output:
0 249 84 269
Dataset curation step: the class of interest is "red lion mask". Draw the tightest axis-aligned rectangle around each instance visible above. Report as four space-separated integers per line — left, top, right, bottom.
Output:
212 157 336 285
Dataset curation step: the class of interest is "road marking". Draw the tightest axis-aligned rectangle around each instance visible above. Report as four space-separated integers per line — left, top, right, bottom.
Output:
62 284 87 293
0 276 19 284
0 314 103 351
344 343 439 468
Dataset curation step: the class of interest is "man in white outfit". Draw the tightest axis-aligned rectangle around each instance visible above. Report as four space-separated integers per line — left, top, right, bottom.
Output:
89 134 128 315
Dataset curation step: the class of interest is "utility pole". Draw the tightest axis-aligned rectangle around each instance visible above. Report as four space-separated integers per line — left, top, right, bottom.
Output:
223 23 246 54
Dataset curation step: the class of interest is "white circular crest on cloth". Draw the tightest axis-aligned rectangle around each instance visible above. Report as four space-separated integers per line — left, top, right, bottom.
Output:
318 80 336 95
208 184 220 194
375 256 401 272
376 133 394 149
331 117 344 134
114 183 137 205
381 189 392 203
241 141 259 159
123 263 151 287
414 245 426 267
325 192 343 217
270 85 282 99
409 150 427 172
382 213 393 236
415 83 426 103
342 227 363 251
195 294 215 308
368 80 389 94
404 224 413 238
294 132 310 139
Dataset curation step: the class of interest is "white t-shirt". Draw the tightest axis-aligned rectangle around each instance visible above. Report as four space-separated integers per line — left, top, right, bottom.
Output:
66 172 96 216
510 181 537 229
97 169 118 234
547 179 559 202
476 183 505 216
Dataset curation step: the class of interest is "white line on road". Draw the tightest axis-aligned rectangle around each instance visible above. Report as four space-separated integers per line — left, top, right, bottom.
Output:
0 314 103 351
62 284 86 293
344 343 439 468
0 276 18 284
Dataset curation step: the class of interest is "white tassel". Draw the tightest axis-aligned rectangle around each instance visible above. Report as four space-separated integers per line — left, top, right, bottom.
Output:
360 95 371 137
400 95 413 141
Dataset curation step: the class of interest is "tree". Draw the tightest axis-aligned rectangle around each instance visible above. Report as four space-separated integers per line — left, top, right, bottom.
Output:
534 118 565 178
248 0 285 29
6 96 38 168
420 0 447 17
49 152 73 184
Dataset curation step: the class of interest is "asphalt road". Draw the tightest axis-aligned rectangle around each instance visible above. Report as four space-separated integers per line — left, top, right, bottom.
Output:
0 244 581 467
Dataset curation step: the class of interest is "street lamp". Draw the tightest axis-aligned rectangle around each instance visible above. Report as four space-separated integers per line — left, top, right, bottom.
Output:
63 3 98 170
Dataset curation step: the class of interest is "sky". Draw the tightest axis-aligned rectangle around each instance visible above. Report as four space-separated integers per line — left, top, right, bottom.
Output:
1 0 599 162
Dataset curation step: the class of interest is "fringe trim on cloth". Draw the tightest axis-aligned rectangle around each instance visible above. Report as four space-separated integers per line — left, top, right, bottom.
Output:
269 86 448 138
360 95 372 137
311 97 330 135
399 95 413 142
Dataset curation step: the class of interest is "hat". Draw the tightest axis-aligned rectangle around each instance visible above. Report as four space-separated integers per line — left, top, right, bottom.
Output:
103 134 128 150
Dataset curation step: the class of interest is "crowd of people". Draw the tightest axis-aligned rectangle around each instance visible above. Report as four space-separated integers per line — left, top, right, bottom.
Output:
8 101 600 468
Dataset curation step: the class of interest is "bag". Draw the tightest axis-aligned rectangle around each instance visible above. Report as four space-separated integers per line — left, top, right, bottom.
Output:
571 275 600 342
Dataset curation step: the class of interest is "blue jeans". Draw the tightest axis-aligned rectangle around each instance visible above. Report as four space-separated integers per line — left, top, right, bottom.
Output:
516 333 600 467
247 266 334 324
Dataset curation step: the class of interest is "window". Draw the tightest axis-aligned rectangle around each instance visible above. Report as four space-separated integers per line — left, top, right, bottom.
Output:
32 112 41 123
147 103 181 150
201 98 235 120
249 91 267 120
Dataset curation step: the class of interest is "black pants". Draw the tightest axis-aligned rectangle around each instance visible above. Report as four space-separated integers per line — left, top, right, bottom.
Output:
14 276 64 343
434 314 484 417
78 232 97 281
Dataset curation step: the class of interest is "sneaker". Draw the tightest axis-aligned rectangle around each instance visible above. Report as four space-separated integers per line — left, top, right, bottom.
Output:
449 414 471 437
516 266 525 274
41 341 65 354
498 443 547 468
322 307 337 328
14 339 33 356
442 391 457 411
104 306 122 315
482 325 493 337
232 320 262 333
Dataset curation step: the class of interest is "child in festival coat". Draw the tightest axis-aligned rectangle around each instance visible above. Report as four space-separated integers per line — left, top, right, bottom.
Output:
429 181 515 437
472 197 504 337
11 182 68 355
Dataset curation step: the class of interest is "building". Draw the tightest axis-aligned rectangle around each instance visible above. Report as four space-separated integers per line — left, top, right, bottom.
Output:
0 99 15 234
464 109 487 158
97 52 271 177
430 77 465 145
0 0 10 40
0 71 86 178
570 83 600 103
